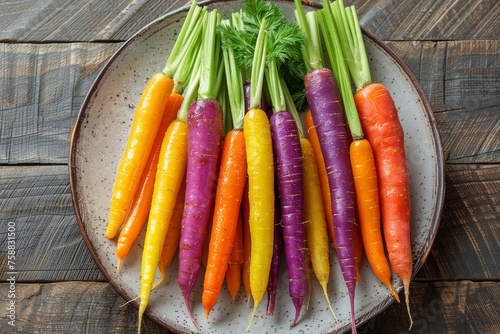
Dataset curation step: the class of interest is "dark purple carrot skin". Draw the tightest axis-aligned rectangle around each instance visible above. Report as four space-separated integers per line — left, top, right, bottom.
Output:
178 98 223 327
266 190 283 316
244 82 270 116
270 111 306 328
305 68 357 333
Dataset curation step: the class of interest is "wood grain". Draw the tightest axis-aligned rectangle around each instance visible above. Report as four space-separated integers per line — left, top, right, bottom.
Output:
0 0 498 42
360 281 500 334
353 0 500 41
0 165 103 282
0 43 120 164
416 164 500 280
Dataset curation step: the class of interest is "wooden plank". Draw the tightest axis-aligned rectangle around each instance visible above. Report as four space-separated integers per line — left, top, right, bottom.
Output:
1 281 498 333
0 165 103 281
0 0 498 42
0 282 163 333
352 0 500 41
360 281 500 334
0 0 185 42
416 164 500 280
0 42 121 164
0 164 497 282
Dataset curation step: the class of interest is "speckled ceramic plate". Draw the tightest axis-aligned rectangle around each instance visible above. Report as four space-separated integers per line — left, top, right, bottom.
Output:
69 1 445 333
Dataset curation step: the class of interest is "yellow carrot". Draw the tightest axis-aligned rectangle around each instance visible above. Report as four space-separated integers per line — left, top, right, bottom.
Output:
301 137 337 321
244 108 275 329
137 119 188 333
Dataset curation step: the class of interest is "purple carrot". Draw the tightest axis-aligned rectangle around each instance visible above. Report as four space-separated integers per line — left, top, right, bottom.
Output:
266 191 283 316
305 68 357 332
270 111 306 328
178 98 223 329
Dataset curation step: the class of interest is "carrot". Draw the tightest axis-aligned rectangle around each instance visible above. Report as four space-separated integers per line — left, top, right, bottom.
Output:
153 178 186 289
177 9 224 329
295 0 358 331
304 111 335 246
137 118 188 333
115 92 183 271
330 0 412 326
225 211 244 300
202 16 248 318
243 22 276 330
137 4 206 332
244 106 275 329
202 128 246 317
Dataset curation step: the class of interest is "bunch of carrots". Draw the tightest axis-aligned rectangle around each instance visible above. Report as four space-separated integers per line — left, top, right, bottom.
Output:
104 0 414 333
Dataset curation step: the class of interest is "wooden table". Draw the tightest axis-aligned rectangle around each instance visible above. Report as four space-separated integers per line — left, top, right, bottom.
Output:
0 0 498 333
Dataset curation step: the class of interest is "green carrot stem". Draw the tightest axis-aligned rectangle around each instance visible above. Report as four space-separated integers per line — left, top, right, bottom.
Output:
177 48 202 121
320 0 364 140
265 59 286 113
172 30 203 94
294 0 324 71
220 18 245 130
330 0 371 90
249 19 268 110
163 1 205 77
198 9 223 100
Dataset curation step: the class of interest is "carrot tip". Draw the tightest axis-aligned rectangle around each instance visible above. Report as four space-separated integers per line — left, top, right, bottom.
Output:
182 291 201 331
152 274 165 290
117 259 122 273
121 295 139 308
290 298 303 328
405 290 413 330
321 284 339 327
246 303 259 332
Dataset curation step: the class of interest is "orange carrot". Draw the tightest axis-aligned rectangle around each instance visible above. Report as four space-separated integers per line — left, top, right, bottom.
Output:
106 73 173 239
350 139 399 299
115 92 183 270
226 212 244 300
304 111 335 246
202 128 247 318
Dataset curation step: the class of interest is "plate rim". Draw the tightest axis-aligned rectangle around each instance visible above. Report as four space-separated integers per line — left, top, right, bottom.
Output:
68 0 446 332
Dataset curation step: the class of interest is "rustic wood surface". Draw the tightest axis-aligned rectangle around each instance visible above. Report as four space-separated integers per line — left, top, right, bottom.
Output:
0 0 499 333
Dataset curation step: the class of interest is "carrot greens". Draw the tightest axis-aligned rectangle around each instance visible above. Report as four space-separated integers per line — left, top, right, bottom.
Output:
319 0 363 139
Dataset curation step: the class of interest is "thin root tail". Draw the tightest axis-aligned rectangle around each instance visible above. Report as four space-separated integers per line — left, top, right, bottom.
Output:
405 290 413 330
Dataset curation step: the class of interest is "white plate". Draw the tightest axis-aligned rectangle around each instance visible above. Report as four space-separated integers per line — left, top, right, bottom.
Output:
69 1 445 333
